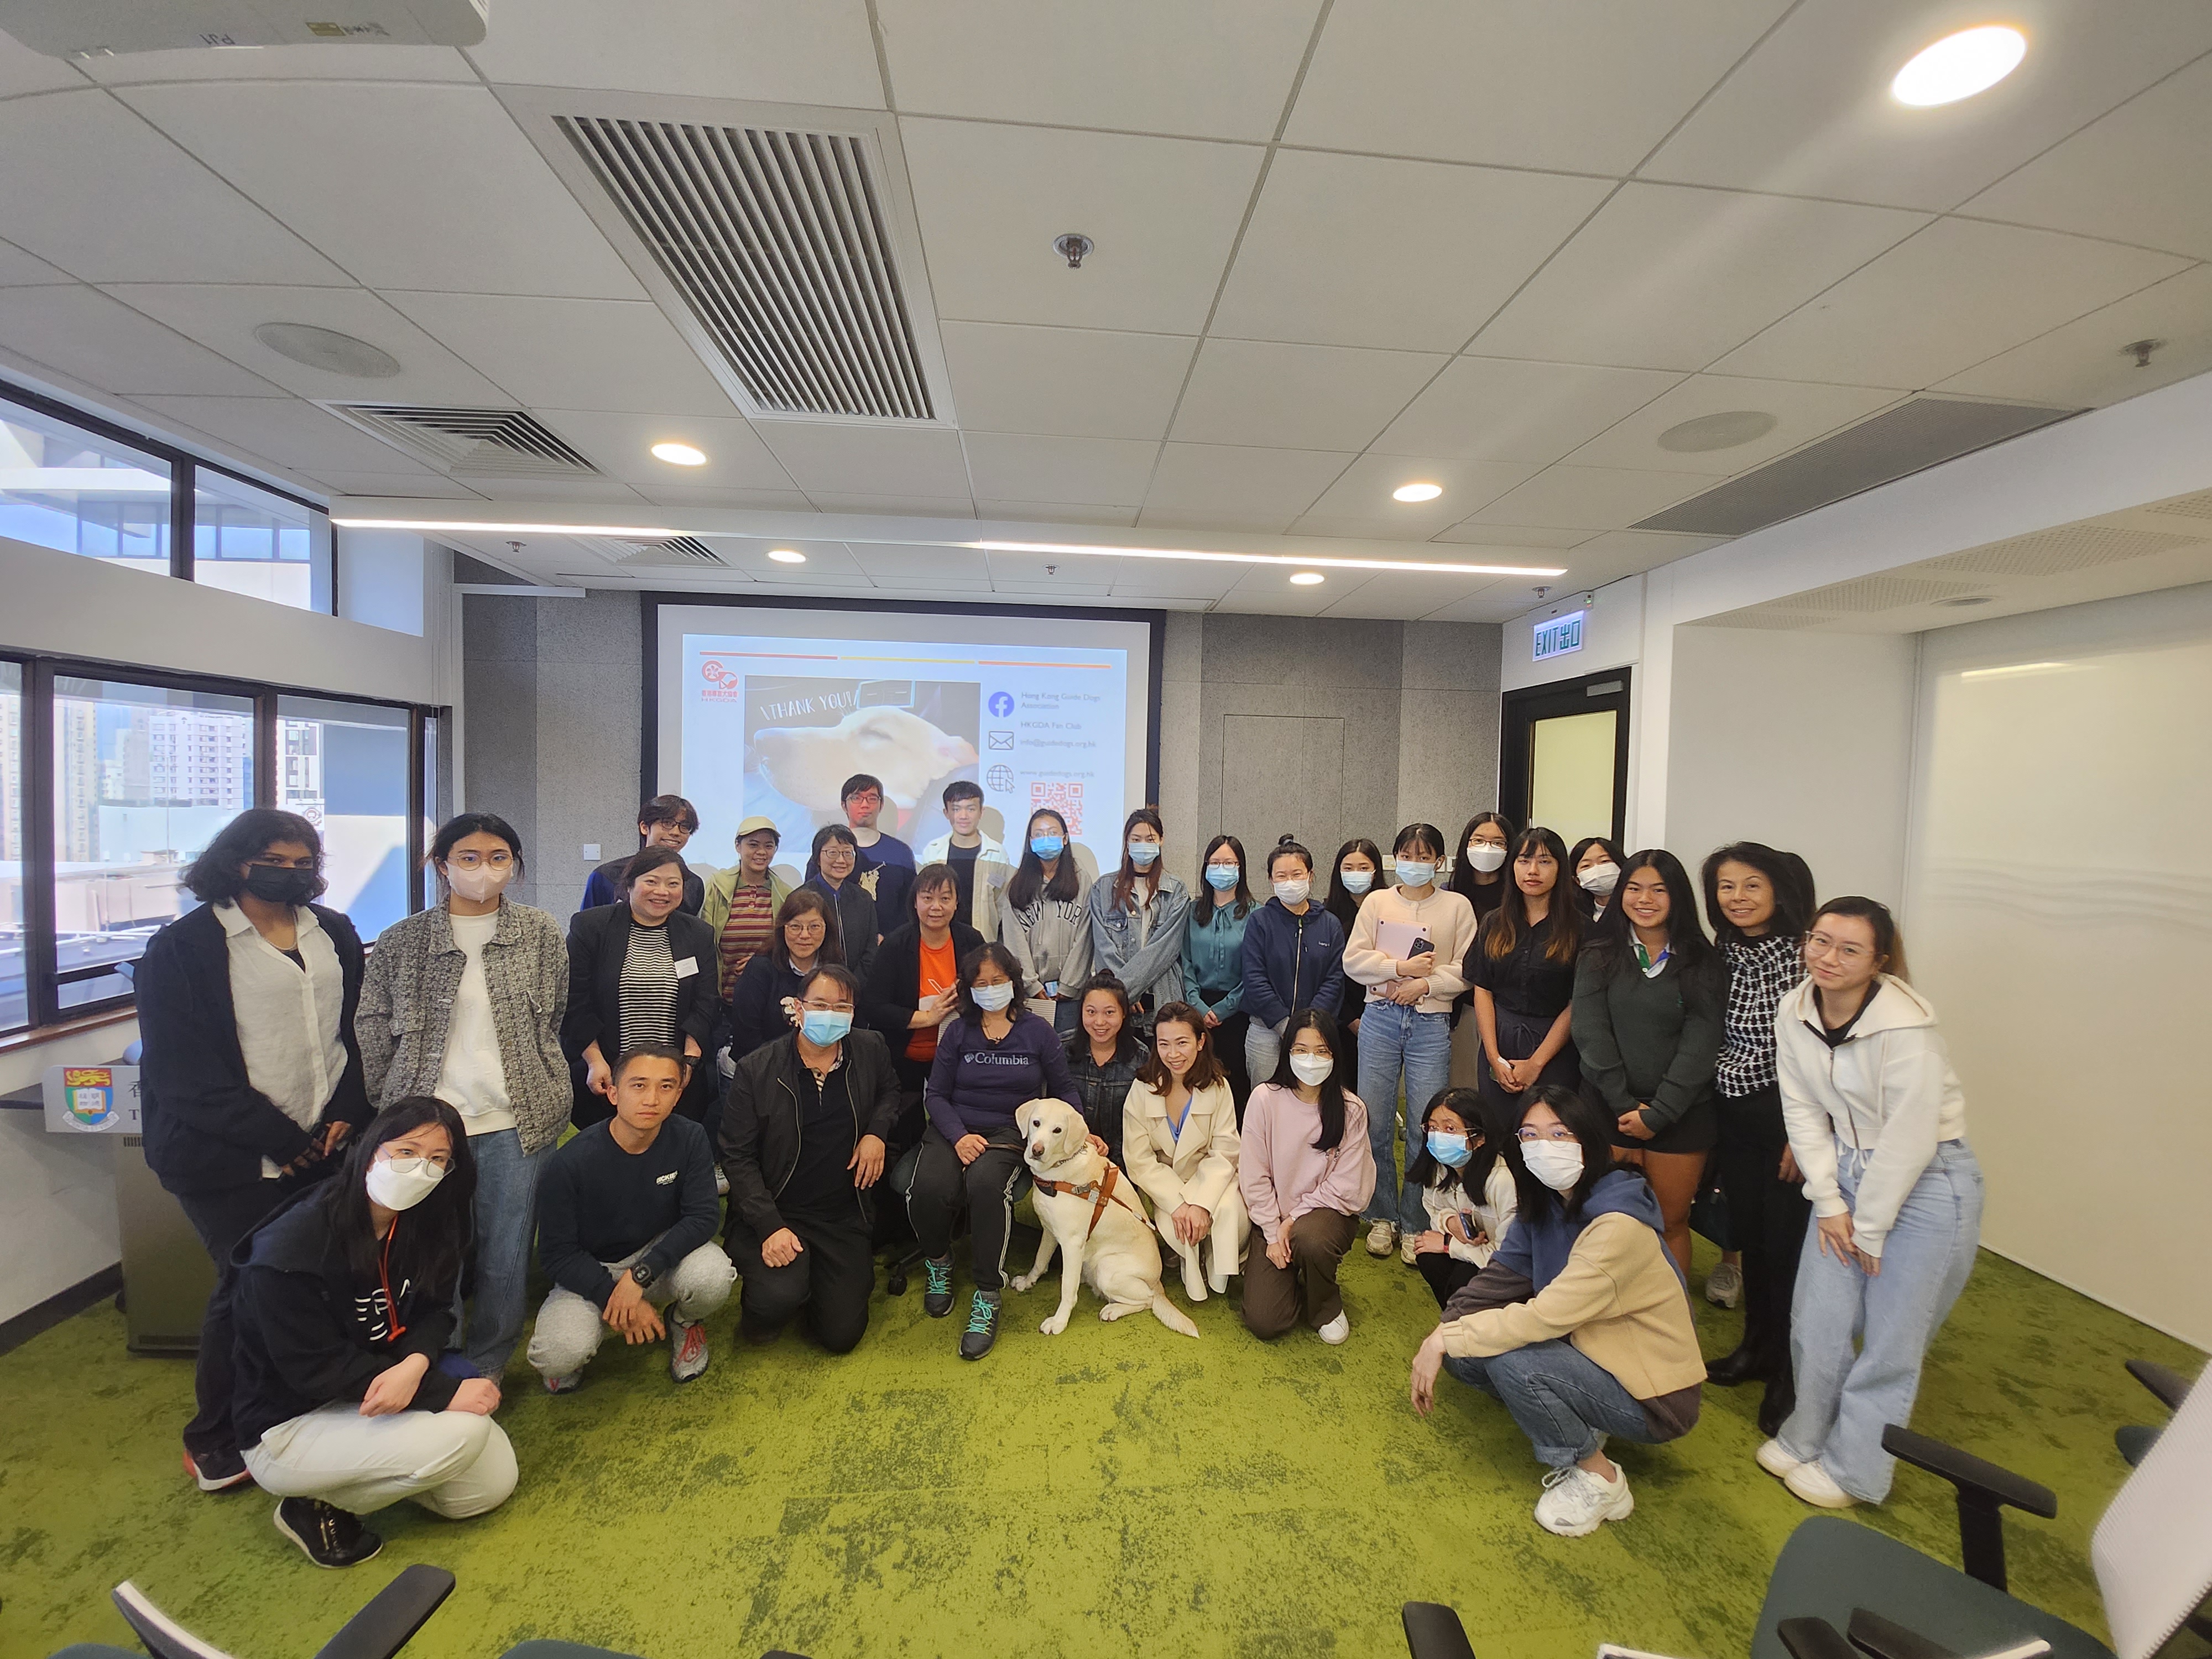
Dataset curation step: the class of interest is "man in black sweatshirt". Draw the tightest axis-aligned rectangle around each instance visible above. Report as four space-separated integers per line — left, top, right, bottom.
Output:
525 1045 733 1390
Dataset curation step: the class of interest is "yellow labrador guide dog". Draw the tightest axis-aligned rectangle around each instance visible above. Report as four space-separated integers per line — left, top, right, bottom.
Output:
1010 1100 1199 1338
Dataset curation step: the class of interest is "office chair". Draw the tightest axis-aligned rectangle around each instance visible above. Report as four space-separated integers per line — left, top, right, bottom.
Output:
52 1566 453 1659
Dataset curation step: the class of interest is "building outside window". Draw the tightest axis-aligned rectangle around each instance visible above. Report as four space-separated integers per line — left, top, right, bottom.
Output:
0 398 173 575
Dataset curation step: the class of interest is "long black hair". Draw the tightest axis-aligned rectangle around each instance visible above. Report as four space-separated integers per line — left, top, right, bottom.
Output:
1404 1086 1495 1196
1448 811 1517 906
954 940 1027 1021
1324 837 1385 936
1585 849 1714 980
1506 1083 1639 1227
183 808 326 904
1193 833 1255 927
1390 821 1448 875
318 1098 476 1298
1566 835 1627 919
1109 805 1166 913
1004 807 1081 910
1700 841 1816 947
1479 826 1580 964
1269 1007 1349 1153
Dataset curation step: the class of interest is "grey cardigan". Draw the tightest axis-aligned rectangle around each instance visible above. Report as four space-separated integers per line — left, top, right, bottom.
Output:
357 899 572 1155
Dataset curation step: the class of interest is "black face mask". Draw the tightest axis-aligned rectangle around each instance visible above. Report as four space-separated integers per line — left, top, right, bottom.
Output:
242 864 319 906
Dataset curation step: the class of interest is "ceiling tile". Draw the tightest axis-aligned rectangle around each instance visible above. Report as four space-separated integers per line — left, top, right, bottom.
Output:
972 500 1140 528
753 422 969 495
1286 0 1791 174
133 394 436 473
1212 563 1343 614
1416 583 1521 623
939 321 1195 440
961 432 1157 505
846 541 992 583
0 285 279 397
1429 521 1594 549
380 293 737 416
0 91 349 285
806 492 976 518
697 539 872 585
1376 356 1682 466
1965 55 2212 261
1641 0 2212 211
1317 568 1491 619
0 239 69 285
1714 219 2191 388
453 476 647 502
1141 441 1352 524
101 283 511 404
0 29 88 96
985 546 1118 593
316 471 486 500
1136 506 1297 534
899 118 1265 333
1293 453 1533 538
78 45 476 84
1464 463 1710 530
1550 530 1729 589
878 0 1320 141
638 484 818 511
1937 265 2212 409
530 410 794 489
1105 560 1243 599
466 0 884 105
119 82 644 298
1563 374 1899 474
1473 183 1928 371
1170 338 1443 450
1209 150 1609 353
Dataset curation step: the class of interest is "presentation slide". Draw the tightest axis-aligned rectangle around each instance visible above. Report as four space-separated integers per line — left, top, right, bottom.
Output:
654 605 1155 879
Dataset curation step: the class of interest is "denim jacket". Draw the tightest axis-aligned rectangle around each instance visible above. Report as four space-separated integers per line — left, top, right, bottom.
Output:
1088 871 1190 1008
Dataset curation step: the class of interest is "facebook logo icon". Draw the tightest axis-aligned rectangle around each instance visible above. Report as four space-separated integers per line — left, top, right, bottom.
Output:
988 691 1014 718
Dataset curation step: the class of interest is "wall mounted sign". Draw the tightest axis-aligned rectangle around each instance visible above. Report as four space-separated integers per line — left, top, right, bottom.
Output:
1532 609 1586 664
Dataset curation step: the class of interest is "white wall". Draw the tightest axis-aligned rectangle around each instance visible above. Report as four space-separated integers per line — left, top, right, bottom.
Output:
1907 583 2212 1347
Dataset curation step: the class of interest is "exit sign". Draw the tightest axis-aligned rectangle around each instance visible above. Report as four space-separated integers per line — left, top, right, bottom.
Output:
1533 609 1585 662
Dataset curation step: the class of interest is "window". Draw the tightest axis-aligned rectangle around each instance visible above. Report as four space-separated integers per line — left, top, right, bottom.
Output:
1 662 23 1032
277 696 411 940
52 677 253 1010
0 397 173 575
195 470 333 613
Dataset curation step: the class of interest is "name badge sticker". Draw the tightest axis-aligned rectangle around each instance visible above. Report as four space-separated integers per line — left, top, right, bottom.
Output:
674 957 700 979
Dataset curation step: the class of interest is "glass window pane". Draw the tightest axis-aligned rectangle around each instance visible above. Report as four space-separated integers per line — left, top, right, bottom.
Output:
1 662 24 1032
194 472 332 613
278 695 410 938
0 399 173 574
53 677 254 1010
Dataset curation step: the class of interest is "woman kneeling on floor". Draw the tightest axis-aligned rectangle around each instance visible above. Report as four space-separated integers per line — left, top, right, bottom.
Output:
231 1098 515 1567
1408 1083 1703 1538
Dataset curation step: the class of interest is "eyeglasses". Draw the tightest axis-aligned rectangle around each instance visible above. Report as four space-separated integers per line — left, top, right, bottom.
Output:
1516 1126 1578 1143
446 851 513 871
797 998 854 1013
377 1150 453 1173
1804 932 1874 963
845 792 883 808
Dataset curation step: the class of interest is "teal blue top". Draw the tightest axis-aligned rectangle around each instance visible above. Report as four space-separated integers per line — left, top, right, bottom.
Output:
1179 901 1249 1019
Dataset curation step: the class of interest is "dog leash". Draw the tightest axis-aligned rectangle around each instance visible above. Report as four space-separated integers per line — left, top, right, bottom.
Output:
1032 1162 1153 1240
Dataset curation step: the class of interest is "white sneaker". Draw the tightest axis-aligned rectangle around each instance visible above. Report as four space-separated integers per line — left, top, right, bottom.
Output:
1365 1221 1397 1256
1533 1464 1635 1537
1704 1260 1743 1308
1316 1312 1350 1345
714 1167 731 1197
1399 1232 1419 1266
1785 1459 1858 1509
1756 1437 1807 1479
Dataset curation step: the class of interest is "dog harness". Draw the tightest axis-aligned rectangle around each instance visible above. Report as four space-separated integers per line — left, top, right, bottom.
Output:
1031 1163 1151 1240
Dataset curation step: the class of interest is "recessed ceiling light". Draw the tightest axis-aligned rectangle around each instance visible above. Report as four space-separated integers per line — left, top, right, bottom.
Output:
1392 482 1444 503
252 322 400 379
767 547 806 564
650 441 707 467
1658 410 1778 453
1289 571 1326 586
1891 25 2027 107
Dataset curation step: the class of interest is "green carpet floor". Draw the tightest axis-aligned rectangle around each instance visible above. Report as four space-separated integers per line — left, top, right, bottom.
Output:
1 1234 2200 1659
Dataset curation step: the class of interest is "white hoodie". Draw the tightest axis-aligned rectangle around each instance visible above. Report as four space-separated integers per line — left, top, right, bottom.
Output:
916 831 1009 941
1773 974 1969 1259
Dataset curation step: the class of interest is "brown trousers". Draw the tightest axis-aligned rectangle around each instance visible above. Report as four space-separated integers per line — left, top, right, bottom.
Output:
1240 1209 1358 1338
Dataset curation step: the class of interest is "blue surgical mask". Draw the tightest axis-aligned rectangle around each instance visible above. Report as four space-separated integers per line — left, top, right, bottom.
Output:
800 1009 853 1045
971 980 1014 1013
1127 840 1160 867
1030 834 1065 859
1395 859 1436 888
1426 1130 1472 1168
1204 864 1240 891
1339 868 1374 896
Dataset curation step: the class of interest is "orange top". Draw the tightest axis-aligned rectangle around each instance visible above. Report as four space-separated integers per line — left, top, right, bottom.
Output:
905 935 959 1063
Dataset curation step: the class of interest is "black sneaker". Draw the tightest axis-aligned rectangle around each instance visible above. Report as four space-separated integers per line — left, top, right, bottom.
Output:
922 1255 956 1318
273 1497 383 1568
958 1289 1001 1360
183 1446 252 1493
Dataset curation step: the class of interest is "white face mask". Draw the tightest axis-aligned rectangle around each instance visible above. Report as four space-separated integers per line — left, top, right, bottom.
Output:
1339 868 1374 896
1272 877 1311 906
1287 1052 1334 1087
1465 844 1507 874
365 1154 446 1212
1578 862 1621 896
971 980 1014 1013
445 864 510 903
1520 1139 1584 1193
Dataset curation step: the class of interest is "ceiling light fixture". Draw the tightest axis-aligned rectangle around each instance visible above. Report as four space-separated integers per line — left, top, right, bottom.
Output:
1392 482 1444 503
252 322 400 379
963 540 1563 577
767 548 807 564
1289 571 1326 586
1891 25 2026 106
650 441 707 467
331 518 681 538
1959 660 2071 680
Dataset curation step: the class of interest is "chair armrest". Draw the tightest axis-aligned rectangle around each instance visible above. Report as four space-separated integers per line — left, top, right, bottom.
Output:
1880 1425 2056 1593
2126 1358 2192 1412
1845 1608 1960 1659
1401 1601 1477 1659
312 1566 456 1659
1777 1618 1859 1659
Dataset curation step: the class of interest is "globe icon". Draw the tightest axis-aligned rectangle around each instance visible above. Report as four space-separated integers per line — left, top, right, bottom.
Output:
985 765 1015 794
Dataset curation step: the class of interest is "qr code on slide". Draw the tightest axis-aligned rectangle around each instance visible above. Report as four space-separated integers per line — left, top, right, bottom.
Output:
1030 781 1083 833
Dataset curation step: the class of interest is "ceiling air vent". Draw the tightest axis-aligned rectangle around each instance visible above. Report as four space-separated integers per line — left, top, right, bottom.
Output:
555 114 937 422
579 535 728 568
323 404 598 479
1634 397 2083 539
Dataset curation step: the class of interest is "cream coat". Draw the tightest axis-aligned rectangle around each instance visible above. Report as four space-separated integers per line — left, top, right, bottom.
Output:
1123 1076 1248 1294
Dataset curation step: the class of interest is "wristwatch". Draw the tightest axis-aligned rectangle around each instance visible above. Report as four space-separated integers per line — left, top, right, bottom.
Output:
628 1260 658 1291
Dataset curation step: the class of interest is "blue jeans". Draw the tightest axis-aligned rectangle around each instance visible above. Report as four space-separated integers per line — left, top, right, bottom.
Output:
1444 1340 1657 1469
1780 1138 1983 1502
455 1128 552 1379
1356 1000 1452 1229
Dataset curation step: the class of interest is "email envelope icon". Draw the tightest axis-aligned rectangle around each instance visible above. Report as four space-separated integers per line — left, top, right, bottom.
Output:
987 731 1015 750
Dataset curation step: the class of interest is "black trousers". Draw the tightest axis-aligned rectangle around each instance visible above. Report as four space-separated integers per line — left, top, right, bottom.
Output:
727 1213 876 1355
1715 1084 1811 1373
1413 1246 1482 1309
906 1127 1028 1292
175 1178 293 1459
1208 1007 1251 1120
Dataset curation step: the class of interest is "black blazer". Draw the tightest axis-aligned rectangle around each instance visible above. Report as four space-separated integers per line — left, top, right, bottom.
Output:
804 874 879 985
138 901 372 1197
860 918 984 1045
719 1029 902 1239
562 902 720 1123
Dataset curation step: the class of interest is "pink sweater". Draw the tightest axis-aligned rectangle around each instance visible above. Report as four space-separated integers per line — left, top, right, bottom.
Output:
1238 1083 1378 1243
